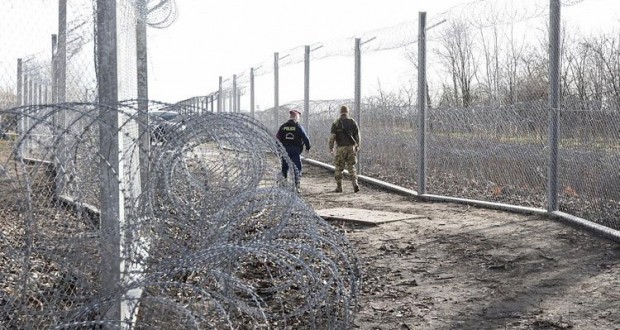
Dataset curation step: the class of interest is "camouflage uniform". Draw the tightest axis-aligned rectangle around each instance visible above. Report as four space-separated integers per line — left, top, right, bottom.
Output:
329 106 360 193
334 145 358 188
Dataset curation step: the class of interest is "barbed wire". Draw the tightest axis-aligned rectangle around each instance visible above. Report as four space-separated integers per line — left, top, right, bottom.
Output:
221 0 589 91
432 0 585 30
134 0 178 28
0 101 360 329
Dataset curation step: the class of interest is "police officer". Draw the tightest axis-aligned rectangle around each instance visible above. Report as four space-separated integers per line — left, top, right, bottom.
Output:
276 109 311 193
328 105 360 193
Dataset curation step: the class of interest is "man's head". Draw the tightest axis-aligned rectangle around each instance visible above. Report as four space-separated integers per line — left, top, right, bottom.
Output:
340 105 350 116
289 109 302 121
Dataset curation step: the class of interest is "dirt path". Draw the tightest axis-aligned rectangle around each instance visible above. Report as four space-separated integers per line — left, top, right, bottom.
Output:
300 163 620 330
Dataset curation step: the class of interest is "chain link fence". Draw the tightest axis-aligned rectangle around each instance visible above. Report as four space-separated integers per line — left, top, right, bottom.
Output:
179 0 619 235
1 1 360 328
1 0 619 327
0 102 361 328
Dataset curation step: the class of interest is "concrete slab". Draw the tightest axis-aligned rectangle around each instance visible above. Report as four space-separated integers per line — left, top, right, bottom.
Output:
316 207 425 225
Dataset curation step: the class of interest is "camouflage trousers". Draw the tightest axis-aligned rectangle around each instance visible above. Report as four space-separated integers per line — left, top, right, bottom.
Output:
334 145 358 185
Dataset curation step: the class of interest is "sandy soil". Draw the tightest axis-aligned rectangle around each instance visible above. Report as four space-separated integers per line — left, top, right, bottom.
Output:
299 163 620 330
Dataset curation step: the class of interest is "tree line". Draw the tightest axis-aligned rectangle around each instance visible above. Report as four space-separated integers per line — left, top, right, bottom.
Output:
361 18 620 113
429 19 620 111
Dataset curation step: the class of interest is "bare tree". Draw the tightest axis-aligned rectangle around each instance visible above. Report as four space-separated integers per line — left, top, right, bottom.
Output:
501 24 529 104
563 36 600 109
0 87 17 109
477 1 505 107
435 20 478 108
365 79 417 128
586 32 620 108
404 51 432 109
479 24 501 106
514 47 547 103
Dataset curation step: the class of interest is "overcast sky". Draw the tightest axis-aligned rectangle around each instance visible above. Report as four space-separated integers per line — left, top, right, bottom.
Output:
1 0 618 106
146 0 620 105
147 0 470 103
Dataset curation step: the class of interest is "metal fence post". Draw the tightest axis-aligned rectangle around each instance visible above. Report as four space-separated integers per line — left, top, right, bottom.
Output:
16 59 23 159
23 75 29 106
274 52 279 132
136 0 149 192
218 76 222 112
96 0 121 325
24 74 33 105
58 0 67 102
37 83 42 105
548 0 561 212
418 12 427 195
51 35 57 103
237 88 241 113
55 0 68 201
21 75 30 158
304 45 310 131
27 78 33 154
232 74 237 112
250 67 255 118
354 38 361 174
16 59 22 106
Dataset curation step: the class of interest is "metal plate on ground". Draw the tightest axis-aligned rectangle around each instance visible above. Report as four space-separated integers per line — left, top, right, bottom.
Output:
316 207 425 225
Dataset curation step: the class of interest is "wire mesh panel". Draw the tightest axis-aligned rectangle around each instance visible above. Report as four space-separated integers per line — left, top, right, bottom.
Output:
0 2 54 162
64 0 97 103
423 1 559 207
305 100 351 164
0 103 361 328
557 0 620 229
2 0 620 327
427 103 548 206
1 1 361 328
183 1 620 233
558 109 620 230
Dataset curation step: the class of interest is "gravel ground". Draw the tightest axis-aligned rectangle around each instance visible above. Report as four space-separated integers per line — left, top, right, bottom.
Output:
1 139 618 329
299 164 620 330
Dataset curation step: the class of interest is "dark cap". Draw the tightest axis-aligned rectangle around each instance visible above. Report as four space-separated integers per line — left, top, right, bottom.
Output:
289 109 302 115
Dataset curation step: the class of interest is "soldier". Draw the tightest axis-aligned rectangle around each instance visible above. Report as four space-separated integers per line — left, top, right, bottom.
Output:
276 109 311 193
328 105 360 193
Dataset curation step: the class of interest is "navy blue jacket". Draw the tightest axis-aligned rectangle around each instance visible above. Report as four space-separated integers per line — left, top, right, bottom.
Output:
277 120 311 151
